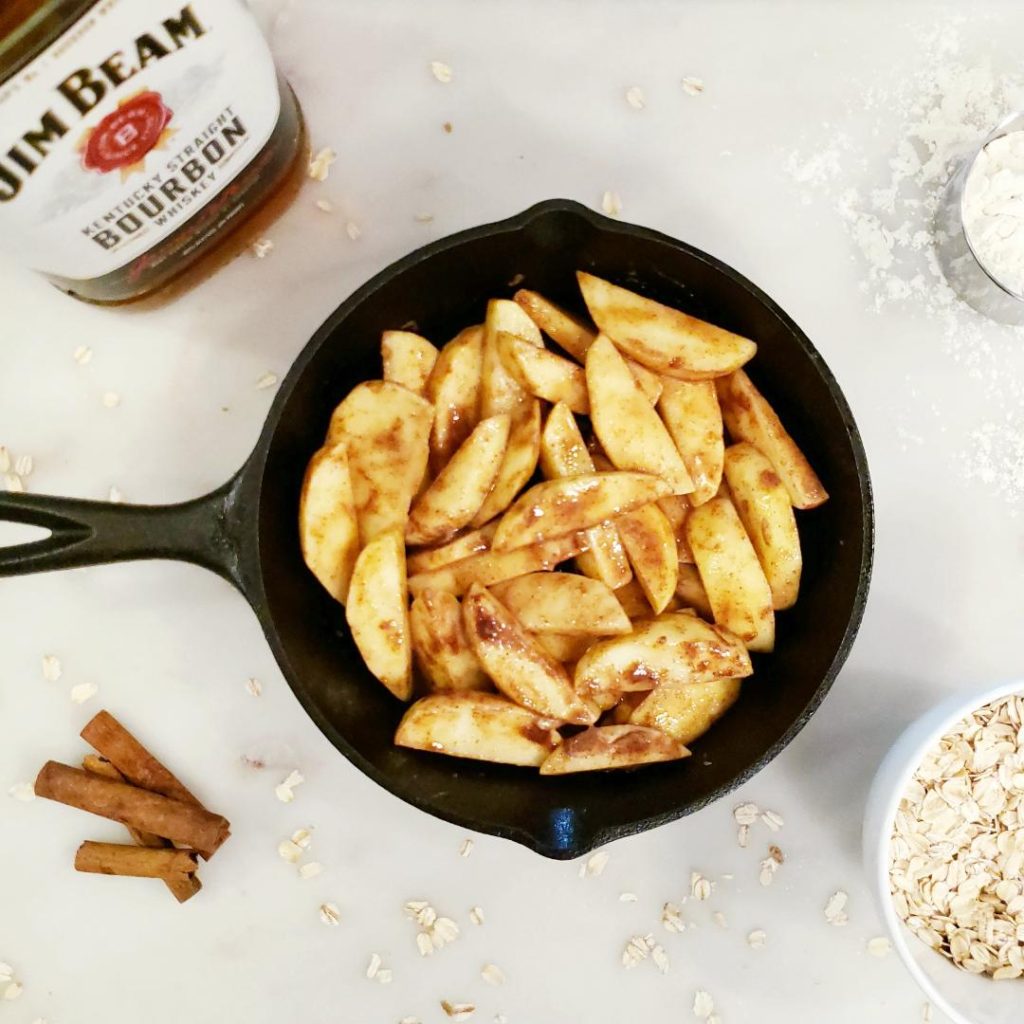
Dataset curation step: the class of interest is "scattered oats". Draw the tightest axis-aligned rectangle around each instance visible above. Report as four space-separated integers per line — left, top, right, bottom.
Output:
600 190 622 217
14 455 32 477
400 1018 421 1024
0 447 8 472
621 933 654 968
256 371 278 390
708 1017 721 1024
459 838 474 858
366 952 382 979
619 891 638 902
8 782 34 801
507 272 525 287
692 990 714 1019
713 911 727 928
102 391 120 408
682 76 705 96
867 936 892 958
299 861 323 880
414 213 435 223
308 147 336 182
70 682 98 704
443 121 453 134
3 981 22 1001
431 916 460 947
291 828 313 849
430 61 453 84
759 857 779 887
922 1004 932 1023
318 902 340 926
625 85 646 110
737 824 750 848
315 198 334 213
761 810 784 832
720 874 734 881
250 238 274 259
5 474 23 493
733 802 760 825
661 902 685 933
690 871 714 901
440 1001 474 1022
245 677 262 697
377 968 393 984
481 963 505 986
108 485 123 503
278 839 303 863
769 845 784 864
824 890 849 927
650 942 670 974
345 221 362 241
747 929 767 949
580 849 609 877
275 769 304 802
416 931 434 957
469 905 485 925
0 964 10 982
74 344 93 365
41 655 62 682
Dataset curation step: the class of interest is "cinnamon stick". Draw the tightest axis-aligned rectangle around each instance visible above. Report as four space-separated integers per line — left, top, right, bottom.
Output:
82 754 202 903
35 761 230 859
81 711 199 806
75 841 198 880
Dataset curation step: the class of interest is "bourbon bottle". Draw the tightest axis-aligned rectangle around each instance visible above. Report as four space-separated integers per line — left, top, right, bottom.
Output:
0 0 305 303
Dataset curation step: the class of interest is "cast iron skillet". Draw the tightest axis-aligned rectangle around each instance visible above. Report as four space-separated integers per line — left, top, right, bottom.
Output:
0 199 873 859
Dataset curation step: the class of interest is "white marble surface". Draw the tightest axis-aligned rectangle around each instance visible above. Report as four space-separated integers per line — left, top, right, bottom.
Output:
3 2 1024 1022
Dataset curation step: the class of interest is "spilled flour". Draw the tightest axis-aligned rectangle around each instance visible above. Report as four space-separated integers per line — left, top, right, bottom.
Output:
784 21 1024 510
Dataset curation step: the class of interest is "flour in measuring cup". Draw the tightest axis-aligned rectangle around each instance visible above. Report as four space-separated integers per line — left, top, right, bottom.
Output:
962 131 1024 297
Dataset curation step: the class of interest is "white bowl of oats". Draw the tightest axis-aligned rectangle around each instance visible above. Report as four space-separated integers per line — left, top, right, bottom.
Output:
864 680 1024 1024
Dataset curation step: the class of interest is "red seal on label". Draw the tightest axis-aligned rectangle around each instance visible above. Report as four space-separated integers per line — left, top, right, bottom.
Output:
82 91 174 174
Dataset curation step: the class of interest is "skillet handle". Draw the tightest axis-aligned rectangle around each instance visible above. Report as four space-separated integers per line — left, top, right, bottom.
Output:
0 474 251 593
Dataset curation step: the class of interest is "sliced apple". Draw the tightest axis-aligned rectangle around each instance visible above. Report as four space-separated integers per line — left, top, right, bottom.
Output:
407 522 498 575
408 531 588 597
723 442 802 610
613 578 654 619
538 402 632 590
395 692 560 767
533 632 597 663
470 399 541 526
489 572 631 635
513 288 663 403
462 584 597 724
539 725 688 775
715 369 828 509
577 271 757 380
686 494 775 652
492 471 670 552
675 563 713 617
586 335 694 495
481 298 543 417
345 530 412 700
615 502 679 614
656 495 694 562
425 324 483 474
406 414 510 546
409 590 490 693
574 612 753 711
326 380 433 542
630 677 742 745
299 442 359 604
658 378 724 506
381 330 438 396
497 331 590 413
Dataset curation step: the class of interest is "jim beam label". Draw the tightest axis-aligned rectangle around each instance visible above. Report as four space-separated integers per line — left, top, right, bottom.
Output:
0 0 280 281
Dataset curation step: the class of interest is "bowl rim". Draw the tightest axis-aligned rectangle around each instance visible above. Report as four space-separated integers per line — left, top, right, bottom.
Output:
866 678 1024 1024
254 197 875 858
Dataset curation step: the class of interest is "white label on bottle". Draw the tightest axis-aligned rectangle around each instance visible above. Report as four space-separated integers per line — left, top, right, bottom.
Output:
0 0 280 281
